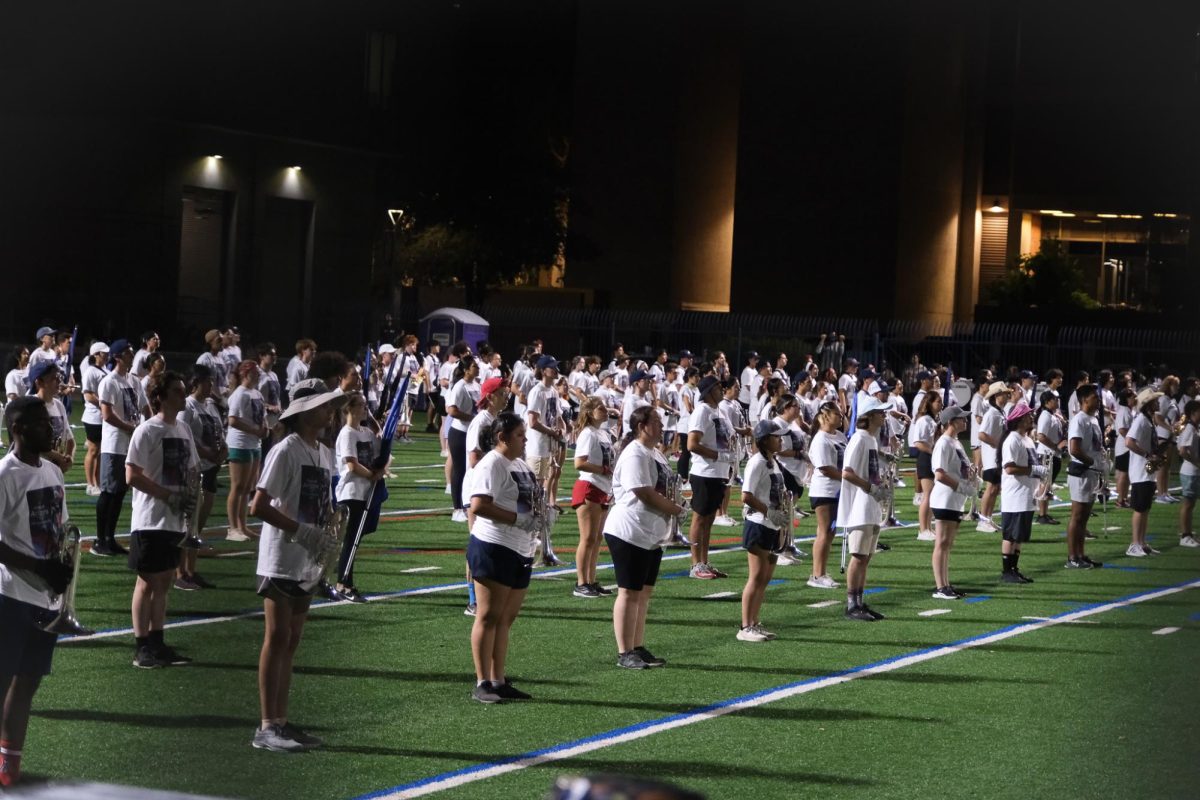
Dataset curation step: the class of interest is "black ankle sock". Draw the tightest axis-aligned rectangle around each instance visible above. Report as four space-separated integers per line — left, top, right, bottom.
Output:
149 630 164 647
135 636 149 648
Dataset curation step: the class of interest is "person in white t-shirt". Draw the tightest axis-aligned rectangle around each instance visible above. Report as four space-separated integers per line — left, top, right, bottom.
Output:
1124 388 1165 557
571 397 616 598
620 369 653 440
525 356 566 565
737 418 790 642
1064 386 1106 569
968 371 992 485
975 382 1011 533
4 346 31 406
1033 391 1066 526
911 391 942 541
446 356 481 523
28 362 74 477
838 396 892 621
772 393 812 538
1111 388 1136 507
27 327 57 375
131 331 161 379
998 402 1041 583
80 342 109 496
685 376 736 579
0 397 76 788
256 343 284 458
603 406 682 670
95 339 149 557
837 359 860 409
929 406 974 599
285 338 316 392
462 377 510 615
394 335 423 444
807 402 845 588
196 329 231 404
716 380 751 526
225 361 268 543
332 393 383 604
1153 376 1181 503
738 351 760 414
674 368 700 477
422 340 443 433
124 371 199 669
177 364 226 590
1176 400 1200 547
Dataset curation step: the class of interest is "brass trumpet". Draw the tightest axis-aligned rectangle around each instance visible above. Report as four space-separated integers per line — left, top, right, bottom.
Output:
41 524 94 636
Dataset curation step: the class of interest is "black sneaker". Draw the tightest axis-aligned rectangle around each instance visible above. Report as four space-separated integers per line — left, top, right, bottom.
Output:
949 585 968 598
1001 571 1023 584
932 587 960 600
110 540 129 556
1065 558 1090 569
633 646 666 667
862 604 886 620
592 583 613 596
874 541 891 552
494 680 532 701
280 723 324 749
844 606 876 621
572 583 600 598
617 650 649 669
338 586 368 604
132 646 165 669
154 644 192 666
191 573 216 589
317 581 341 601
1013 571 1034 584
1036 515 1059 525
91 541 116 557
1081 555 1103 568
471 683 502 704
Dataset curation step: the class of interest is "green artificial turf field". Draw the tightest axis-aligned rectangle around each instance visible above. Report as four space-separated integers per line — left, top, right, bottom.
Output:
17 411 1200 799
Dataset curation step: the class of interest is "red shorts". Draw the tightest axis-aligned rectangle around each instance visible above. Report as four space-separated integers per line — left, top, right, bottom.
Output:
571 479 611 509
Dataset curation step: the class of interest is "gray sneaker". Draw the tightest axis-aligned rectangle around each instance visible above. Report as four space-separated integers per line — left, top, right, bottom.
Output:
280 723 323 749
617 650 649 669
471 683 503 704
252 724 305 753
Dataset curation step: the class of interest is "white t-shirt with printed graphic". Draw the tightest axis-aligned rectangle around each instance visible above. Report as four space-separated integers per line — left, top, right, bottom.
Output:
1114 405 1133 457
0 452 70 609
1178 423 1197 477
603 440 671 550
98 370 145 455
969 392 987 447
742 452 784 530
466 409 495 458
930 434 972 512
225 386 265 449
336 425 379 502
688 402 732 479
44 396 71 453
526 381 562 458
1126 414 1155 484
81 363 108 425
837 429 881 529
1036 409 1064 457
127 417 199 533
1000 433 1037 513
447 379 480 433
575 426 615 494
467 450 538 556
181 395 224 471
1068 411 1103 470
255 434 332 588
809 430 846 499
979 406 1005 472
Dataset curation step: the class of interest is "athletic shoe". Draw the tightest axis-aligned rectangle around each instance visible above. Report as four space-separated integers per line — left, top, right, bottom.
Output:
464 603 477 616
86 484 101 496
949 586 967 598
863 605 886 620
975 519 998 533
1013 571 1034 584
1001 571 1024 583
708 563 729 578
1180 535 1200 548
109 540 129 556
689 563 716 579
191 573 216 589
1084 531 1098 540
471 683 503 703
795 508 811 518
874 541 891 553
494 680 532 700
91 541 117 557
894 478 906 488
617 650 650 669
714 514 738 527
593 583 613 596
807 575 839 589
1035 515 1059 525
317 581 341 601
753 624 777 640
1125 544 1147 557
844 606 876 621
916 529 936 542
338 586 368 604
441 449 450 458
775 552 798 566
1065 558 1091 569
633 646 666 667
1143 543 1161 555
737 625 770 642
932 587 960 600
252 724 305 753
1080 555 1103 568
789 545 808 558
911 492 922 506
132 646 165 669
173 576 200 591
280 723 323 749
451 509 468 523
444 482 451 493
154 644 192 666
1153 495 1174 505
573 583 601 598
226 529 251 543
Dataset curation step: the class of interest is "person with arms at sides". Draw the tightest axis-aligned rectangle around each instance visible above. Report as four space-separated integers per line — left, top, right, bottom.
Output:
837 358 860 410
967 370 992 509
421 340 442 433
604 406 680 669
446 355 481 523
738 351 760 415
1066 371 1091 419
572 396 616 599
465 413 541 703
525 355 567 566
911 391 942 542
131 331 161 379
1034 391 1066 525
27 327 57 374
332 392 383 604
1112 388 1137 508
285 338 316 393
771 352 790 388
686 376 736 580
249 379 346 751
1124 388 1165 557
929 406 974 599
196 329 231 407
1176 400 1200 547
998 402 1041 583
221 326 243 368
806 402 845 589
1062 385 1105 569
621 368 653 438
462 377 509 616
29 362 74 477
975 382 1011 533
773 394 811 563
178 365 225 590
225 361 268 543
737 418 791 641
394 335 422 444
1153 375 1181 504
5 347 31 404
509 344 536 418
595 369 623 436
886 379 910 488
138 352 165 397
0 397 76 787
80 342 109 496
674 367 700 480
95 339 149 557
715 379 750 527
124 371 198 669
49 333 77 407
838 395 892 620
257 343 283 459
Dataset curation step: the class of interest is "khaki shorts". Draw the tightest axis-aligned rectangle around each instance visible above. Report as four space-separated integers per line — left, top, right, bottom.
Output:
526 455 554 481
1068 472 1100 504
846 525 880 555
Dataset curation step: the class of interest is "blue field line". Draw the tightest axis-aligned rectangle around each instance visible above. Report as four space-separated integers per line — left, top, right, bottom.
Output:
767 579 787 586
963 595 991 604
1190 612 1200 622
863 586 888 595
1102 564 1147 572
350 577 1200 800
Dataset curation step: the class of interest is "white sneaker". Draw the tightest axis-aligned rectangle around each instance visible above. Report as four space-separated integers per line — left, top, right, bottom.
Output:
85 485 101 496
975 519 998 533
807 574 839 589
1125 543 1146 558
736 625 770 642
912 492 923 507
1180 535 1200 548
714 514 737 527
1154 495 1172 504
440 449 450 457
445 483 452 495
226 529 251 542
451 509 468 523
916 529 936 542
894 478 906 488
753 624 777 640
775 552 797 566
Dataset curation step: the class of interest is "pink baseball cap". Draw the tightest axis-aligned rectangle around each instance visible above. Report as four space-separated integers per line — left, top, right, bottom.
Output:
1005 401 1034 423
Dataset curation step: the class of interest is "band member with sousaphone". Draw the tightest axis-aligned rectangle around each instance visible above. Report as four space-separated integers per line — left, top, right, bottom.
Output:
737 418 790 642
0 397 76 788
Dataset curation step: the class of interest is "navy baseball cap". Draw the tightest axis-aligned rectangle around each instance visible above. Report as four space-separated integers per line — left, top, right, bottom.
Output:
536 355 559 371
29 360 60 384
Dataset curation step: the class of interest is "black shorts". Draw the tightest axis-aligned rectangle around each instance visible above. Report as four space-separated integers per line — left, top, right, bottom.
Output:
916 451 934 481
1129 482 1155 513
810 495 838 511
431 393 447 415
742 520 782 553
84 422 102 445
981 468 1001 486
1001 510 1033 543
1114 452 1130 472
128 530 183 574
256 575 316 600
932 508 963 522
467 536 533 590
201 465 219 494
0 595 57 676
689 475 727 517
604 533 663 591
908 446 919 459
781 469 804 498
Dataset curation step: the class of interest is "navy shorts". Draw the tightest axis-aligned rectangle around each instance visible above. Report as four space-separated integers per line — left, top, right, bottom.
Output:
0 595 58 676
810 495 838 511
467 536 533 590
256 575 316 600
100 453 127 493
604 533 663 591
689 475 728 517
981 468 1001 487
742 520 782 552
128 530 183 574
932 508 963 522
1001 510 1033 543
84 422 102 445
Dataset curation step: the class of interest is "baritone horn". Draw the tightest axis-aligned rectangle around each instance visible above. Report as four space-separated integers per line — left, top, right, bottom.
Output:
41 524 94 636
315 493 350 584
182 467 206 549
1033 451 1055 499
661 473 692 547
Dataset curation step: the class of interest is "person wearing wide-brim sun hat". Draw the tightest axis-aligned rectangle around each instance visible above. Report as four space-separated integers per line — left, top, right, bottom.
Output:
975 381 1013 533
248 378 348 754
997 401 1041 584
1123 386 1166 558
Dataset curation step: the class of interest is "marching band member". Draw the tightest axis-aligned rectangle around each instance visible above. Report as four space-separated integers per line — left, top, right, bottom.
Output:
604 406 678 669
1153 375 1180 504
930 406 973 598
131 331 161 379
125 371 197 669
465 412 540 702
225 361 268 543
178 365 225 590
620 368 652 437
446 356 481 523
1063 386 1104 568
674 367 699 479
1034 391 1066 525
333 392 383 603
774 393 811 549
525 355 566 566
1112 388 1136 507
29 362 74 476
1177 400 1200 547
572 397 615 598
716 378 749 527
686 376 735 579
968 370 992 510
838 395 892 620
976 381 1011 533
423 340 443 433
738 351 760 414
249 378 346 751
837 358 859 409
911 392 942 541
1125 388 1164 557
463 377 510 615
738 418 790 641
0 397 75 788
395 335 422 444
510 345 536 418
807 402 845 588
257 343 284 458
196 329 231 403
596 369 624 438
27 328 58 373
440 342 467 462
771 353 790 387
95 339 148 558
1017 370 1037 406
998 402 1040 584
139 352 165 396
80 341 109 496
1066 371 1091 418
5 347 30 403
285 339 316 393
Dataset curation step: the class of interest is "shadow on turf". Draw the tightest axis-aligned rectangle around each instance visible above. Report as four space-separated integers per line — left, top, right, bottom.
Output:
536 698 941 724
33 709 261 730
179 661 578 686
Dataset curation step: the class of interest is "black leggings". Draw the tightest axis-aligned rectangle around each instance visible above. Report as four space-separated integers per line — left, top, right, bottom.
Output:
1051 455 1062 483
449 427 468 510
96 488 128 544
336 500 368 586
677 435 691 479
